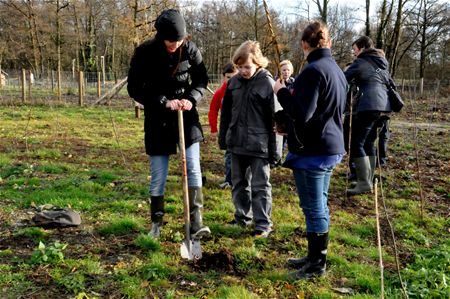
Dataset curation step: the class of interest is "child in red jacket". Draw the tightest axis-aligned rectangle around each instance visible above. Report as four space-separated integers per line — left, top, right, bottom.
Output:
208 63 237 188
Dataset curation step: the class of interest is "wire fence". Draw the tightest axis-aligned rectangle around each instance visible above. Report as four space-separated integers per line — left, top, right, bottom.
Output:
0 69 447 108
0 69 224 107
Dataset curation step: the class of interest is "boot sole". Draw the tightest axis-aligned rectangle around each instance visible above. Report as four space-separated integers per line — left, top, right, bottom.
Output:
286 257 308 268
191 227 211 240
289 268 326 280
346 189 373 196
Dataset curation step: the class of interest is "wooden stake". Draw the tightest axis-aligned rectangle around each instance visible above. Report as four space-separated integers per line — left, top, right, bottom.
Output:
21 68 26 103
78 71 84 106
135 103 140 118
97 72 101 98
374 179 385 298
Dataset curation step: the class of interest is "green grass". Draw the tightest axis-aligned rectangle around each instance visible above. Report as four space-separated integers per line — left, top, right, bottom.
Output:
0 103 448 298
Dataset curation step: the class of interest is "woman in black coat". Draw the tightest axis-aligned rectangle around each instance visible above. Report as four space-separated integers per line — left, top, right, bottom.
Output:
344 36 392 195
127 9 210 239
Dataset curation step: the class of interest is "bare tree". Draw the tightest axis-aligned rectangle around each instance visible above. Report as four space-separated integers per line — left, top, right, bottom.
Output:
0 0 46 76
55 0 69 101
416 0 448 80
375 0 395 49
386 0 407 76
327 4 359 65
365 0 371 36
313 0 329 24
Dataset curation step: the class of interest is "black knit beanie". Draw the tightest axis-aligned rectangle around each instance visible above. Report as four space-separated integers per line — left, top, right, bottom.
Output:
155 9 186 41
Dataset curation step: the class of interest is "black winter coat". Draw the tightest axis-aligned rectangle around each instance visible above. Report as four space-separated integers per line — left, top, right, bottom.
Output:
219 68 279 163
127 38 208 155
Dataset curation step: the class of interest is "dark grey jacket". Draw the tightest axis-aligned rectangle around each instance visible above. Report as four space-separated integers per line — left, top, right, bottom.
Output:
127 38 208 155
344 48 392 112
219 68 279 163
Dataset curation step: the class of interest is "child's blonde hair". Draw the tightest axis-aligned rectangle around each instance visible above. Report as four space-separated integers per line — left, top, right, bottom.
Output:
232 41 269 68
280 60 294 71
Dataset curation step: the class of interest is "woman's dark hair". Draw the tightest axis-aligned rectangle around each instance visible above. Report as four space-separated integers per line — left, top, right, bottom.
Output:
301 21 330 49
222 63 236 75
352 36 374 49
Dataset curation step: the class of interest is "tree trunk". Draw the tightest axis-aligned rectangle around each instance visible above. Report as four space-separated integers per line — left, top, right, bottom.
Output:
376 0 390 49
365 0 371 37
389 0 405 77
254 0 258 40
72 4 85 71
56 0 62 102
314 0 328 24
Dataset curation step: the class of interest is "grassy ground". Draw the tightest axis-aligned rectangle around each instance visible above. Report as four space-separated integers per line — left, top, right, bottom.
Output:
0 96 448 298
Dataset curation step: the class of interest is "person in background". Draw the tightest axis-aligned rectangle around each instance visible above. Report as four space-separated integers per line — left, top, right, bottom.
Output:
276 60 296 154
343 62 358 181
127 9 210 239
219 40 280 238
376 115 390 167
208 63 238 189
274 21 347 279
279 59 295 91
344 36 392 195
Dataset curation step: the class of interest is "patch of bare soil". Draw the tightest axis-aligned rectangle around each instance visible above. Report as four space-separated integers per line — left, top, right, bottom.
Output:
192 248 235 273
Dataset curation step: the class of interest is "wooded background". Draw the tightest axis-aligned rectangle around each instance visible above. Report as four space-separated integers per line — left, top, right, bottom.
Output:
0 0 448 91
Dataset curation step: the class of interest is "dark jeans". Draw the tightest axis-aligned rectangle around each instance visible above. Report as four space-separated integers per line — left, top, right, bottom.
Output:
351 111 384 158
224 150 232 184
376 117 390 165
343 114 355 174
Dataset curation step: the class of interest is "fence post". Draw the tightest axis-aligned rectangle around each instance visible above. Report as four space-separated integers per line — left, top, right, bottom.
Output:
72 59 76 79
21 68 27 103
79 71 84 106
135 103 140 118
57 66 61 102
51 70 55 91
419 78 424 96
101 55 105 86
97 72 101 98
28 70 32 100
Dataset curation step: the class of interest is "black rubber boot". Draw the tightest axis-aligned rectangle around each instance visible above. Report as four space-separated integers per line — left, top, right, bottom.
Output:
347 157 373 195
149 196 164 238
289 232 329 279
287 256 308 268
188 187 210 239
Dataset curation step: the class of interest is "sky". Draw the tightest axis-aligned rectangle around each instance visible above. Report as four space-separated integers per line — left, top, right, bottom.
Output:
268 0 377 24
189 0 379 29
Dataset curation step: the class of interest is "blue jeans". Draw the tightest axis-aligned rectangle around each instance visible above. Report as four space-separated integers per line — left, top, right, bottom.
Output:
293 167 333 233
149 142 202 196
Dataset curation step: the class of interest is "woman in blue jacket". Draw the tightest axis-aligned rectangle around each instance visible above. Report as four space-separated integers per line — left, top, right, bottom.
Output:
274 21 347 279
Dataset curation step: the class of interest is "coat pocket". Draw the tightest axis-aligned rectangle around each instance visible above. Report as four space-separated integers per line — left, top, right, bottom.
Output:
245 127 269 153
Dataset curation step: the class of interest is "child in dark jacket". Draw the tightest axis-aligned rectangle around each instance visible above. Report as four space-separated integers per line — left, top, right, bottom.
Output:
219 41 279 238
